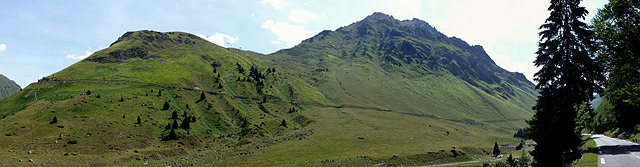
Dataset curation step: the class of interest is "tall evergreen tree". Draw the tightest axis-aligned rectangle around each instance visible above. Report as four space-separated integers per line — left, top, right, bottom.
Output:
171 110 178 119
167 128 177 140
172 119 179 129
181 117 190 129
593 0 640 132
528 0 604 166
492 142 500 157
162 101 170 110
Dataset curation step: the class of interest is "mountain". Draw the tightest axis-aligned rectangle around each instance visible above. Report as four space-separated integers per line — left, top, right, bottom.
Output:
271 12 535 125
0 74 21 100
0 13 536 166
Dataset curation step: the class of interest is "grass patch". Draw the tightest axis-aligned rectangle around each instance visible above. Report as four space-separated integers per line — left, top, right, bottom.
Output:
572 135 598 167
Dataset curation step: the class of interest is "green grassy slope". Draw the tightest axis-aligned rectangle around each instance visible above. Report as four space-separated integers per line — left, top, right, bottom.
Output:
267 12 535 130
0 13 537 166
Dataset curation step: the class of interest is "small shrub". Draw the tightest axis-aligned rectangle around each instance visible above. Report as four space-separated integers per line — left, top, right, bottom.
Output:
67 140 78 144
86 90 91 95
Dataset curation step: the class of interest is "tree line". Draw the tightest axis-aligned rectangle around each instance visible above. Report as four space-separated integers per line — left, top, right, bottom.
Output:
528 0 639 166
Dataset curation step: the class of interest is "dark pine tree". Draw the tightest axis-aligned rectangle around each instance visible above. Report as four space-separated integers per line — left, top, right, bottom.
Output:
165 123 171 130
162 101 170 110
167 128 177 140
493 142 500 157
197 91 206 103
171 110 178 119
528 0 604 166
181 117 190 129
50 116 58 124
280 119 288 128
86 90 91 95
506 153 516 167
157 89 162 97
593 0 640 133
136 116 141 124
172 119 179 129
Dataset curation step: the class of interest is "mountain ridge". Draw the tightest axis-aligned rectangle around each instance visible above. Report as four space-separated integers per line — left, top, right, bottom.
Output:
0 13 536 166
0 74 21 100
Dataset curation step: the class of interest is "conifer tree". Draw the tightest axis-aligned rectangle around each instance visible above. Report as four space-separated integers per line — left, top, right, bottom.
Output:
506 153 515 167
528 0 604 165
171 110 178 119
136 116 141 124
163 101 170 110
181 117 190 129
172 119 179 129
198 91 206 102
167 128 177 140
50 116 58 124
86 90 91 95
493 142 500 157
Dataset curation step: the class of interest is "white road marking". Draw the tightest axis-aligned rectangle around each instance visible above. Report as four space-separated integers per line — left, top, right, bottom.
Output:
601 158 605 165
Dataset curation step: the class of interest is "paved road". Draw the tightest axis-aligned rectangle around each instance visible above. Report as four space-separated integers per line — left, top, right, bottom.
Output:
592 134 640 167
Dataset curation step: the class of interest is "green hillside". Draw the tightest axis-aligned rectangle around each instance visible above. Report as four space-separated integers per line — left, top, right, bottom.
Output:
0 13 536 166
0 74 21 100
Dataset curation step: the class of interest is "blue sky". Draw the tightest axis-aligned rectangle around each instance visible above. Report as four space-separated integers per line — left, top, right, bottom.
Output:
0 0 608 88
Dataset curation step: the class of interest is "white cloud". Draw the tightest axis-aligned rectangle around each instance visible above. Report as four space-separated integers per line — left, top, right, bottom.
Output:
195 33 239 48
289 10 322 23
270 41 282 44
0 44 6 52
262 0 287 10
66 50 93 60
261 20 315 47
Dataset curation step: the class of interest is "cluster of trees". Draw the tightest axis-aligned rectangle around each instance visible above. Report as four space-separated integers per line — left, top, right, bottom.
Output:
590 0 640 134
235 63 277 93
512 128 528 140
163 110 195 140
528 0 639 166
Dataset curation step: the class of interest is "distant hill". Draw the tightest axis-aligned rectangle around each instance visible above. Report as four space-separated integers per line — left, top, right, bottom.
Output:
0 13 536 166
0 74 20 100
